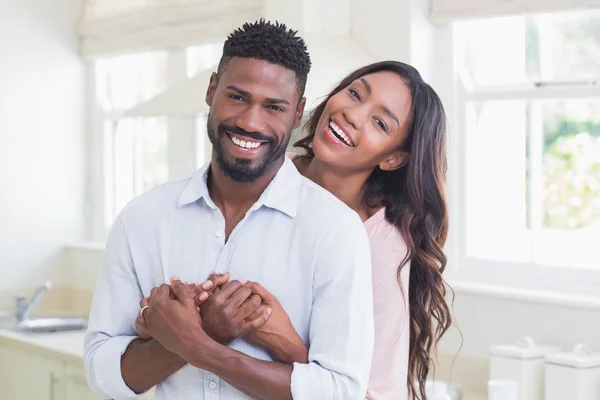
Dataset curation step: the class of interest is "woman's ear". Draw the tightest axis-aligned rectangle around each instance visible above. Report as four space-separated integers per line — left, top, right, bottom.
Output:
379 151 409 171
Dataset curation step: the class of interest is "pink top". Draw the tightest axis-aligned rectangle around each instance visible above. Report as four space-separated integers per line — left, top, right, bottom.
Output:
363 208 410 400
287 153 410 399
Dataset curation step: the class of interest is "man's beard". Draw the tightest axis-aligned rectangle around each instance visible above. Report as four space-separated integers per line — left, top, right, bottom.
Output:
206 113 290 182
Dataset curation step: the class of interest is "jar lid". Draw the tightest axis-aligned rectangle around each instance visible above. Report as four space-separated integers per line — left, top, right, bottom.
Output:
545 344 600 369
490 336 561 360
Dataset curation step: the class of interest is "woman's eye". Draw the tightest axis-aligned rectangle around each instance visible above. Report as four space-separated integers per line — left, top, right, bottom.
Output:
375 118 388 133
349 88 361 101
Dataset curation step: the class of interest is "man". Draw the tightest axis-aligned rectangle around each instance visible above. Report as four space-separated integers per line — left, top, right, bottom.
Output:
84 20 374 400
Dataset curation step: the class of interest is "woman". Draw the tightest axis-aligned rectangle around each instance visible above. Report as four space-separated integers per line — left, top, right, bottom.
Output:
288 60 452 399
138 60 452 399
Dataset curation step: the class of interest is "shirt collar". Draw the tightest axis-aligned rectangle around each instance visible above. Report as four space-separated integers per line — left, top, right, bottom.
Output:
177 156 302 218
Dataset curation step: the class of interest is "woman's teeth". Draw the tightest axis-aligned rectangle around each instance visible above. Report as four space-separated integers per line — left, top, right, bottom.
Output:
329 120 353 147
231 135 262 149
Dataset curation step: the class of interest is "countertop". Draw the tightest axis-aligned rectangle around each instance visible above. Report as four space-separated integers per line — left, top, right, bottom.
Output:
0 327 85 364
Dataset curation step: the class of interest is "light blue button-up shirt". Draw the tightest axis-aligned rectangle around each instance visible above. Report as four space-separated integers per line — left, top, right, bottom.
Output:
84 156 374 400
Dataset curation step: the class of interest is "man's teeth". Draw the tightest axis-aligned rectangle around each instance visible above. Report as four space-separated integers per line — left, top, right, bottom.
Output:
329 121 353 146
231 135 261 149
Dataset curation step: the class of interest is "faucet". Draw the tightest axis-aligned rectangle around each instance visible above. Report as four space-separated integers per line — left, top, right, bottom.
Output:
15 281 52 322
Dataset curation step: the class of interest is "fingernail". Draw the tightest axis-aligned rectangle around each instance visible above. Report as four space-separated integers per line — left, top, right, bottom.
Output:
210 271 216 275
224 272 230 276
172 275 180 281
199 292 209 301
239 279 247 285
201 280 213 290
266 308 272 317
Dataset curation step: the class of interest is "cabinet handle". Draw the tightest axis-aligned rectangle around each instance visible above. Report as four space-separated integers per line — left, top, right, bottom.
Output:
50 373 60 400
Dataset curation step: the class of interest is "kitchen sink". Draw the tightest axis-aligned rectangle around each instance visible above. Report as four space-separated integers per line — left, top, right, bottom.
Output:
12 317 88 333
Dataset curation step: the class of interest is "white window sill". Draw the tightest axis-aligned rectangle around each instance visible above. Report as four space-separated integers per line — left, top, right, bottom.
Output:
64 241 105 252
448 279 600 311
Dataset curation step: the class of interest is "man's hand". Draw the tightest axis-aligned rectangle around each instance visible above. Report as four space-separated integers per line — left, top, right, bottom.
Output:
144 280 211 358
199 279 271 345
244 282 309 365
135 279 213 341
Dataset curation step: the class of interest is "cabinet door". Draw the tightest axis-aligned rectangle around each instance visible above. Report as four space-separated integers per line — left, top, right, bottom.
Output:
64 362 102 400
64 362 156 400
0 344 64 400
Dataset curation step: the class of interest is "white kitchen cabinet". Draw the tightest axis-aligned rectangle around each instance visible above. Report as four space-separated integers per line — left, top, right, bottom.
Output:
64 362 101 400
0 341 156 400
0 344 65 400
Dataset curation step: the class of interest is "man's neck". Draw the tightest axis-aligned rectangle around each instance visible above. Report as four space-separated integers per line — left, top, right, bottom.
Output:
207 157 284 214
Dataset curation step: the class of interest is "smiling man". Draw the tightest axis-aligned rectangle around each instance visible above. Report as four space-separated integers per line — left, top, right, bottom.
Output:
84 20 374 400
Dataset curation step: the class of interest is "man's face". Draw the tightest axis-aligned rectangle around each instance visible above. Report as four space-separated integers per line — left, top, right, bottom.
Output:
205 57 306 182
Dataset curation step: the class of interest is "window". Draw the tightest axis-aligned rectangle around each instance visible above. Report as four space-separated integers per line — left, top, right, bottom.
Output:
94 51 170 227
455 10 600 272
89 45 222 240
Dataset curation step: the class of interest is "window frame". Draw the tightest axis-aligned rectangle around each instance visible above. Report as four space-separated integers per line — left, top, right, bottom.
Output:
441 20 600 304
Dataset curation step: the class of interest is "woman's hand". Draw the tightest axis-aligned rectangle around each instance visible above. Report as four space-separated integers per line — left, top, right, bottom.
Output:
243 282 309 364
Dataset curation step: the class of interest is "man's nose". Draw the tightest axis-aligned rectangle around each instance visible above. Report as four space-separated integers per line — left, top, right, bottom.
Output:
236 105 266 134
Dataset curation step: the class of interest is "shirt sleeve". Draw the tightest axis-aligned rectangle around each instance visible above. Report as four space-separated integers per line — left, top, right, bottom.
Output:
290 212 375 399
83 212 148 399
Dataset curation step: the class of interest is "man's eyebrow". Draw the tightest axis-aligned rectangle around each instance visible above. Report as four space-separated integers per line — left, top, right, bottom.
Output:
226 85 251 98
265 98 290 106
226 85 290 106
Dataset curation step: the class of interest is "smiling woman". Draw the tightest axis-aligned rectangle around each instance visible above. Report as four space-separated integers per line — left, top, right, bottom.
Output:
292 60 452 400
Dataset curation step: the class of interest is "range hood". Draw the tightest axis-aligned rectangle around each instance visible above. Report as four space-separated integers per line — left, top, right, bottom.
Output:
123 33 376 117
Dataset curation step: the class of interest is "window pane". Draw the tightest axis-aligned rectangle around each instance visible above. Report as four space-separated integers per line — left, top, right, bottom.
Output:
96 51 168 112
462 16 527 86
186 43 222 78
540 99 600 231
465 100 530 262
465 98 600 268
460 9 600 86
140 118 169 193
534 11 600 83
111 117 169 219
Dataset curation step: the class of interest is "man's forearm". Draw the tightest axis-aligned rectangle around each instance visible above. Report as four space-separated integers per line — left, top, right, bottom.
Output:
254 333 309 365
121 339 187 394
188 340 294 400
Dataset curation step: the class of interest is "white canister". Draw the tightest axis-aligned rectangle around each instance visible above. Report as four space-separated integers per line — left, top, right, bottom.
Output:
545 344 600 400
489 336 561 400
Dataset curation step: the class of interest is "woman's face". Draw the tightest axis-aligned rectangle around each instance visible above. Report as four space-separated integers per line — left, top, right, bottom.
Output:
312 71 412 173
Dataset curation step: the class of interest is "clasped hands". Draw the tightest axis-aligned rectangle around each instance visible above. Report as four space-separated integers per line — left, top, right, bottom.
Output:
135 272 302 363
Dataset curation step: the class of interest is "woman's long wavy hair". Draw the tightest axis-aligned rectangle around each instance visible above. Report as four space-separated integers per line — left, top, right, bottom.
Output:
295 61 452 399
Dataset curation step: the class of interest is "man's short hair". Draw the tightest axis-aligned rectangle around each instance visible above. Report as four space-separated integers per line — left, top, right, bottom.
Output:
217 19 312 98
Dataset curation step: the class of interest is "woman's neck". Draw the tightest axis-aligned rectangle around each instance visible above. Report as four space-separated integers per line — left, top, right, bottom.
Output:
298 156 374 222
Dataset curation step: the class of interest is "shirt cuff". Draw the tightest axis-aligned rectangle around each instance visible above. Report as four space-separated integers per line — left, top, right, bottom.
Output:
291 362 336 399
89 335 147 399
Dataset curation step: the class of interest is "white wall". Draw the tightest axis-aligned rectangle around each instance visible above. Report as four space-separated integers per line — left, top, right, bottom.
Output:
0 0 85 291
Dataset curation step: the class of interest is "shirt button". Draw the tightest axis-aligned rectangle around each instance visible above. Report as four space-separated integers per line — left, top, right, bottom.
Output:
208 380 217 389
215 231 222 238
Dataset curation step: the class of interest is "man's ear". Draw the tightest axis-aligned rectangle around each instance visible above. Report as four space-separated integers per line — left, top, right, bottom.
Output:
378 151 410 171
205 72 218 108
293 97 307 129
